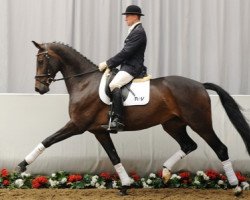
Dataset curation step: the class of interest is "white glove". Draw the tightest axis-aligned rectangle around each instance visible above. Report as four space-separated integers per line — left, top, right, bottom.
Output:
98 61 108 72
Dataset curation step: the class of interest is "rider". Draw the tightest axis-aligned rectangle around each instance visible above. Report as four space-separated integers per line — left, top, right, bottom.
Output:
99 5 147 131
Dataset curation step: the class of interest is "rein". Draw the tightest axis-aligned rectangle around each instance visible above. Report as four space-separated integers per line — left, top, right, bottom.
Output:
51 68 99 82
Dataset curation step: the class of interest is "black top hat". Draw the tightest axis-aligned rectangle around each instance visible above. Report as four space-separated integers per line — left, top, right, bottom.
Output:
122 5 144 16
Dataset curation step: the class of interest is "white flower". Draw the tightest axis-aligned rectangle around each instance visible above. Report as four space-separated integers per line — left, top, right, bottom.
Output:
142 182 152 188
196 171 204 176
141 178 145 182
130 178 134 184
149 173 156 179
98 185 106 189
15 179 24 188
112 181 118 189
170 174 178 179
51 173 56 178
91 175 99 186
21 172 31 178
91 180 96 186
146 179 152 185
97 182 106 189
194 180 200 185
49 179 59 187
203 174 210 181
95 182 100 188
170 174 181 180
218 180 224 185
241 182 250 190
91 178 97 186
60 177 67 184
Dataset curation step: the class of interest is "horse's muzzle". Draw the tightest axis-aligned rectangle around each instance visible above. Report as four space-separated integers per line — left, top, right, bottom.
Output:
35 86 49 95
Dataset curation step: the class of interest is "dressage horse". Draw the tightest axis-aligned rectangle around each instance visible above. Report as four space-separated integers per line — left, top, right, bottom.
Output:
17 41 250 195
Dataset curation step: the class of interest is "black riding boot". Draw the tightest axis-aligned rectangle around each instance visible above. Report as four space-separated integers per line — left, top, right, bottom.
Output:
110 88 125 131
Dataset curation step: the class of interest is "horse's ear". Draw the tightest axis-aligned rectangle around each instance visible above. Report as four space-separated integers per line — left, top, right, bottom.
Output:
32 41 43 50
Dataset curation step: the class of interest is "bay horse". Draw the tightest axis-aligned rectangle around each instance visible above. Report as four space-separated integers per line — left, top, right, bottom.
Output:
17 41 250 195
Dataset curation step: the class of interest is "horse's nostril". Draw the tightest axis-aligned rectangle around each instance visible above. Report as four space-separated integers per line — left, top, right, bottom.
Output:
35 87 40 92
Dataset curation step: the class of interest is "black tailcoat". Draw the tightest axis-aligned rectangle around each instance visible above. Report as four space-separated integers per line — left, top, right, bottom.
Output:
106 23 147 77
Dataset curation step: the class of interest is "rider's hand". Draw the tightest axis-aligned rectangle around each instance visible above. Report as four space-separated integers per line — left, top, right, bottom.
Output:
98 61 108 72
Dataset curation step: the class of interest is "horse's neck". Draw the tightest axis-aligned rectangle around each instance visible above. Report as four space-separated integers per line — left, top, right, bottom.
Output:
61 64 101 95
51 45 100 94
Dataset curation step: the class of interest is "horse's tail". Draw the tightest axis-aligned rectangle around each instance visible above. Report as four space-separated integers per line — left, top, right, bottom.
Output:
203 82 250 155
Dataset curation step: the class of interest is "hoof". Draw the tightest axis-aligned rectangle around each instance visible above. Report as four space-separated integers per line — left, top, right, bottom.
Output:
162 168 171 184
234 185 243 196
14 166 25 173
15 160 28 173
119 186 130 196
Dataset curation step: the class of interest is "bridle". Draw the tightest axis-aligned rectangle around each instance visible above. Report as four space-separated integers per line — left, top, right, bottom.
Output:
35 47 54 86
35 44 99 86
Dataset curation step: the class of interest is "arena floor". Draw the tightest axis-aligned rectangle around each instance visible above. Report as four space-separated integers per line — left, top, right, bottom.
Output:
0 188 249 200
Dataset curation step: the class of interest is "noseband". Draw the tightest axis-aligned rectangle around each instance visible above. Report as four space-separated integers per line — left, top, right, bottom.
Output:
35 44 55 86
35 44 98 86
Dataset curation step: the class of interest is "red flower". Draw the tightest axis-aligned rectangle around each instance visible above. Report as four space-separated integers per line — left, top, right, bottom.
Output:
235 172 246 183
37 176 48 184
205 169 219 180
67 174 82 183
130 172 140 182
220 174 227 181
179 172 190 180
32 176 48 188
3 180 9 186
111 173 119 181
32 180 41 189
157 170 162 178
1 169 8 178
100 172 111 180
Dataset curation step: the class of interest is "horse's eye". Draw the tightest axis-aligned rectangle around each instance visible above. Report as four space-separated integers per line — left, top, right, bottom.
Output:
38 59 43 64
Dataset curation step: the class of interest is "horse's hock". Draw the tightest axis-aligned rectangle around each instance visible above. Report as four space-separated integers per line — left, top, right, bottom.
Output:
0 94 249 175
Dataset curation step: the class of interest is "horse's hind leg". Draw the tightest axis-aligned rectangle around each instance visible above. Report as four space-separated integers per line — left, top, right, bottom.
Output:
161 118 197 183
188 110 239 187
193 125 239 187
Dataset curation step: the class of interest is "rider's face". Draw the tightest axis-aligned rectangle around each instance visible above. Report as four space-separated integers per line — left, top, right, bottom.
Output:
125 14 140 26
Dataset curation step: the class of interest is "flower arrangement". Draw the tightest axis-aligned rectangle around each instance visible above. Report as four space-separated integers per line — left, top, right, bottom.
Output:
192 169 228 189
0 168 249 190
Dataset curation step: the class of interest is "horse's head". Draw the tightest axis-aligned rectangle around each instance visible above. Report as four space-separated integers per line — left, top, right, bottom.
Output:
32 41 61 94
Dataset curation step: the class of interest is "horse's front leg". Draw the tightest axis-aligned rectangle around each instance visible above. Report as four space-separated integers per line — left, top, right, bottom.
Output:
94 132 131 195
16 121 82 172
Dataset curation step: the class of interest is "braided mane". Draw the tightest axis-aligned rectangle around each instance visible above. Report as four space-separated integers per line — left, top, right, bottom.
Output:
48 42 98 68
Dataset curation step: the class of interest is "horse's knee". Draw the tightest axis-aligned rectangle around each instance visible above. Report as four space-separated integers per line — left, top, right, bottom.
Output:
181 141 197 154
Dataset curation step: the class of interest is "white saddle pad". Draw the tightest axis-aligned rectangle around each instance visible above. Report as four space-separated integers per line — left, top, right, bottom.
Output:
99 70 150 106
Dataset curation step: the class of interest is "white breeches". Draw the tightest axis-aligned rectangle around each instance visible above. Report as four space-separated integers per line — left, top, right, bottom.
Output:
109 71 134 92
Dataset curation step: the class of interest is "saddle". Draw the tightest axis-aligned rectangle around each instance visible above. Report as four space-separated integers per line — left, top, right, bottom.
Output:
99 68 151 106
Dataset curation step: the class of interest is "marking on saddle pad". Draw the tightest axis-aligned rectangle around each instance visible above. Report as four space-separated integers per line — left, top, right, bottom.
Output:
99 71 150 106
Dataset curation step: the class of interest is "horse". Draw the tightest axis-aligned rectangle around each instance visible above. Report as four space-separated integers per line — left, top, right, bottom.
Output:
17 41 250 195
